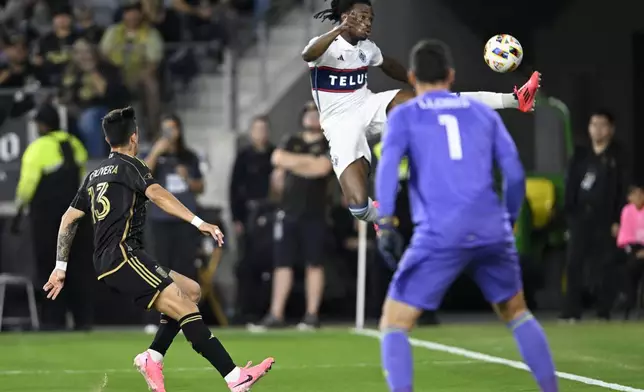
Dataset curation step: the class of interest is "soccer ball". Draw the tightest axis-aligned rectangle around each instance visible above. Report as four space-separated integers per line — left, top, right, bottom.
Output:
484 34 523 73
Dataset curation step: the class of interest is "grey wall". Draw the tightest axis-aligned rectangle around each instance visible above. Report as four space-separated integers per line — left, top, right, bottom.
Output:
534 0 644 156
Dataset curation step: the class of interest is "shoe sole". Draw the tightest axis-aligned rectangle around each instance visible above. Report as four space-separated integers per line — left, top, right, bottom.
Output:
133 357 162 392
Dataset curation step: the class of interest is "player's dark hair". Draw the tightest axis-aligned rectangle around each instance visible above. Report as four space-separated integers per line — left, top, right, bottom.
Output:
410 39 454 84
102 106 137 147
314 0 371 24
590 109 615 125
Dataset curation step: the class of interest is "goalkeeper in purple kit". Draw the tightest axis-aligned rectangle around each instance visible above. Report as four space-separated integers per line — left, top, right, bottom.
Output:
374 39 558 392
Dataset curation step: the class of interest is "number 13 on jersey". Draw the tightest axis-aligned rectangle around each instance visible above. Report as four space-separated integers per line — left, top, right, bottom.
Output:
88 182 111 223
438 114 463 160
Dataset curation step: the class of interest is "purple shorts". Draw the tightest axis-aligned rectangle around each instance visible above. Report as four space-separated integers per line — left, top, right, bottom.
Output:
387 242 522 310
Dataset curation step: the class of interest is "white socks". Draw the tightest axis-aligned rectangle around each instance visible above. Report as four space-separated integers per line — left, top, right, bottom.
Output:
459 92 517 110
147 349 164 363
147 348 241 383
348 198 379 222
224 367 241 383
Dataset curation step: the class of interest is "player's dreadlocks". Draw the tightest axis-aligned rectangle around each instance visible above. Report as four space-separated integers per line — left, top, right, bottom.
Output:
313 0 372 24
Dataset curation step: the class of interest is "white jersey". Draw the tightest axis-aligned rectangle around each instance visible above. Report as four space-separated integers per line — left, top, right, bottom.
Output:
304 34 384 124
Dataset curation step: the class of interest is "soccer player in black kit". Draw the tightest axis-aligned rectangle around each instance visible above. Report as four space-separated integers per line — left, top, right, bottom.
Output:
43 107 274 392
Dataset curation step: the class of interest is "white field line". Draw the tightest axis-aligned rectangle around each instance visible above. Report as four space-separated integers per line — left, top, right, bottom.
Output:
354 328 644 392
0 359 474 377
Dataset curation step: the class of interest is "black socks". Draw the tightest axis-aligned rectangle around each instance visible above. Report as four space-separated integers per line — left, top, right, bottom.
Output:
179 312 236 378
149 314 180 356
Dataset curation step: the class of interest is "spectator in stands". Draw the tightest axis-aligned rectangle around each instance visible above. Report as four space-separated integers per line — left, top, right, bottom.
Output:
229 115 274 238
74 4 105 44
33 5 79 86
616 179 644 319
0 33 34 88
15 103 94 331
252 101 333 330
141 0 183 44
71 0 118 27
0 33 36 121
143 113 204 333
100 0 163 138
59 38 128 158
170 0 225 64
561 110 629 322
0 0 37 26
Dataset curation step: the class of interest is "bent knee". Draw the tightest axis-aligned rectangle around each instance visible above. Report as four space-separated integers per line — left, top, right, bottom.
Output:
186 280 202 303
155 283 199 318
379 298 421 331
495 290 528 323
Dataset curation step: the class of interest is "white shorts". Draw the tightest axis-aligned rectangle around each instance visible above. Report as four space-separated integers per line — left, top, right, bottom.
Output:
322 89 400 177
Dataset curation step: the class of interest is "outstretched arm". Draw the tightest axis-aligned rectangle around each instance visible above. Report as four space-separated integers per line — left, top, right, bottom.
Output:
379 56 409 84
145 184 224 245
302 27 345 62
302 11 366 62
44 207 86 300
56 207 86 263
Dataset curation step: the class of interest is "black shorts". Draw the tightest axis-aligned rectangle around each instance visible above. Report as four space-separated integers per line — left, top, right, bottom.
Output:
273 213 326 268
97 249 174 310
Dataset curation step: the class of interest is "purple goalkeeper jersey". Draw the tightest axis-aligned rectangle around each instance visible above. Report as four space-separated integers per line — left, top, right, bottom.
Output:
375 89 525 249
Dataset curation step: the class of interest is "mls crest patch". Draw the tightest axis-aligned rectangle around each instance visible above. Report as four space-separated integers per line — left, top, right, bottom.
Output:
358 50 367 63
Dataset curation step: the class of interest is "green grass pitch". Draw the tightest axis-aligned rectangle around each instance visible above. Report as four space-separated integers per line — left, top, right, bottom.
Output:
1 322 643 391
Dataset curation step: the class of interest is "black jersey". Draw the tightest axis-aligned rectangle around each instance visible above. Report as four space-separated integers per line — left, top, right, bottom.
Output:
70 152 157 272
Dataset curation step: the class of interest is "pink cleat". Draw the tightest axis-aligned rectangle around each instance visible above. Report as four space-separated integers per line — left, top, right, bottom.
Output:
227 358 275 392
134 351 166 392
515 71 541 112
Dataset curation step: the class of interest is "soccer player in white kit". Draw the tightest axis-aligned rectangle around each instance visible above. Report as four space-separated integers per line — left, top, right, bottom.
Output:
302 0 541 222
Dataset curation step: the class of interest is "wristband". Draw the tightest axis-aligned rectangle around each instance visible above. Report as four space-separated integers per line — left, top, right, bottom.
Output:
191 216 204 228
55 261 68 271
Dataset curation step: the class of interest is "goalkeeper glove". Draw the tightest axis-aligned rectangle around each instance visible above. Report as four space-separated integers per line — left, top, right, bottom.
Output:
375 216 404 270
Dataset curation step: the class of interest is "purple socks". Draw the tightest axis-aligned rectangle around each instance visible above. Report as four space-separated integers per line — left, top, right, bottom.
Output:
380 311 557 392
508 311 558 392
381 328 413 392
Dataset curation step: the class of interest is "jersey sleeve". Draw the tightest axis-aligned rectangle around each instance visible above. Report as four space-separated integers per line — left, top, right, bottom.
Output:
368 40 384 66
375 106 409 218
70 175 90 213
124 157 158 194
302 35 337 66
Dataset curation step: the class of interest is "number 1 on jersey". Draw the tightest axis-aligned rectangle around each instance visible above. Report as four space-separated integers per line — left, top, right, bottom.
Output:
438 114 463 160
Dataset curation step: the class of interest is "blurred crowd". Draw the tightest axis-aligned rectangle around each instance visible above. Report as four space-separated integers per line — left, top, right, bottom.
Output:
3 98 644 331
0 0 250 158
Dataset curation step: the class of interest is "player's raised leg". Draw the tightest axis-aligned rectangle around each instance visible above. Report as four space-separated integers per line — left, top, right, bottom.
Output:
134 270 202 391
339 158 379 221
328 116 379 221
459 71 542 112
385 71 541 117
154 282 274 392
471 244 558 392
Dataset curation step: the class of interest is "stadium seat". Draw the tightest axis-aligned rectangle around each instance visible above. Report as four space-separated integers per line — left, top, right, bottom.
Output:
0 274 39 331
525 178 556 230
